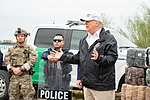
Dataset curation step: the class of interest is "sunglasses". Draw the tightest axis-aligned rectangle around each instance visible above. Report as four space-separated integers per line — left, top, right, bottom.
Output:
53 39 63 42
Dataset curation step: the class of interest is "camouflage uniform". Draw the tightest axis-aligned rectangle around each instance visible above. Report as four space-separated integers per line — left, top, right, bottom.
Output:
4 28 37 100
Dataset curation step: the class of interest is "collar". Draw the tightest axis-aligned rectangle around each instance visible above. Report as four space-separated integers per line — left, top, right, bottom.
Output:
95 28 102 37
14 43 26 47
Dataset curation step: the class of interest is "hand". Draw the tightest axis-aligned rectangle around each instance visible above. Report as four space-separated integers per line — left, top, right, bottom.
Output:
50 49 63 60
91 48 99 60
47 55 57 62
76 80 82 89
12 67 23 76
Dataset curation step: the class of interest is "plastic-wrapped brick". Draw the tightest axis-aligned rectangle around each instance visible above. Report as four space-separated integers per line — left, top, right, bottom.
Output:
126 48 146 67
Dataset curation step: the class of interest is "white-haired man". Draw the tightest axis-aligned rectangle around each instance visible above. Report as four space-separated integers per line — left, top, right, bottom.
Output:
52 12 118 100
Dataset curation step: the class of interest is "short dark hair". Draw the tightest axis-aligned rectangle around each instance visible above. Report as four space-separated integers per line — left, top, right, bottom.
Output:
54 34 64 39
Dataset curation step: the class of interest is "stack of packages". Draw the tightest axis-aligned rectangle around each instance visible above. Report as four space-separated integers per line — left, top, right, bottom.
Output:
121 48 150 100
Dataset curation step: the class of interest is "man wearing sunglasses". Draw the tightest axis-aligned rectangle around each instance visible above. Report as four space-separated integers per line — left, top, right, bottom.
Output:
41 34 72 92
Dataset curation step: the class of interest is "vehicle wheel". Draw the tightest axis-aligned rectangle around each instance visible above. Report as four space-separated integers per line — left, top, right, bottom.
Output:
0 70 9 100
117 74 125 92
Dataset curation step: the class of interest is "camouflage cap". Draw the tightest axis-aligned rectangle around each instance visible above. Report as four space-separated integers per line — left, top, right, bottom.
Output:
14 28 30 36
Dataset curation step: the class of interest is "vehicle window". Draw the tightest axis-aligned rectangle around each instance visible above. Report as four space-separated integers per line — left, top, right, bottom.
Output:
70 30 87 50
34 28 68 48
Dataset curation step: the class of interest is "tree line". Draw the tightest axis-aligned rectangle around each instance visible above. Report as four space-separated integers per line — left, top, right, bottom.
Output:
0 40 15 44
118 5 150 48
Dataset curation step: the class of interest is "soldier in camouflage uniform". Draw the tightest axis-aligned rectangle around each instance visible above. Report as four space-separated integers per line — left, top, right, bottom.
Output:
4 28 37 100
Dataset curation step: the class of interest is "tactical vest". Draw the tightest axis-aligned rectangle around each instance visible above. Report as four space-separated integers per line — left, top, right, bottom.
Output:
10 46 30 67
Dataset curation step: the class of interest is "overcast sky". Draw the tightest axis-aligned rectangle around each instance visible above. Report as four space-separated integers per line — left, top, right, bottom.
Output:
0 0 149 41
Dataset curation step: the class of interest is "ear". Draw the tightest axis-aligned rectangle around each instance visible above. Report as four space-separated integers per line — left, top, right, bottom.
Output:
62 41 65 45
95 21 99 26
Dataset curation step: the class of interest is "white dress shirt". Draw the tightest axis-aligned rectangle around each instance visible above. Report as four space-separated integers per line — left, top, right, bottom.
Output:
86 28 101 48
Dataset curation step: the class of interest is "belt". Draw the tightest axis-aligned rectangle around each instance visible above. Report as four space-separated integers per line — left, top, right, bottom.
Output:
14 65 22 67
